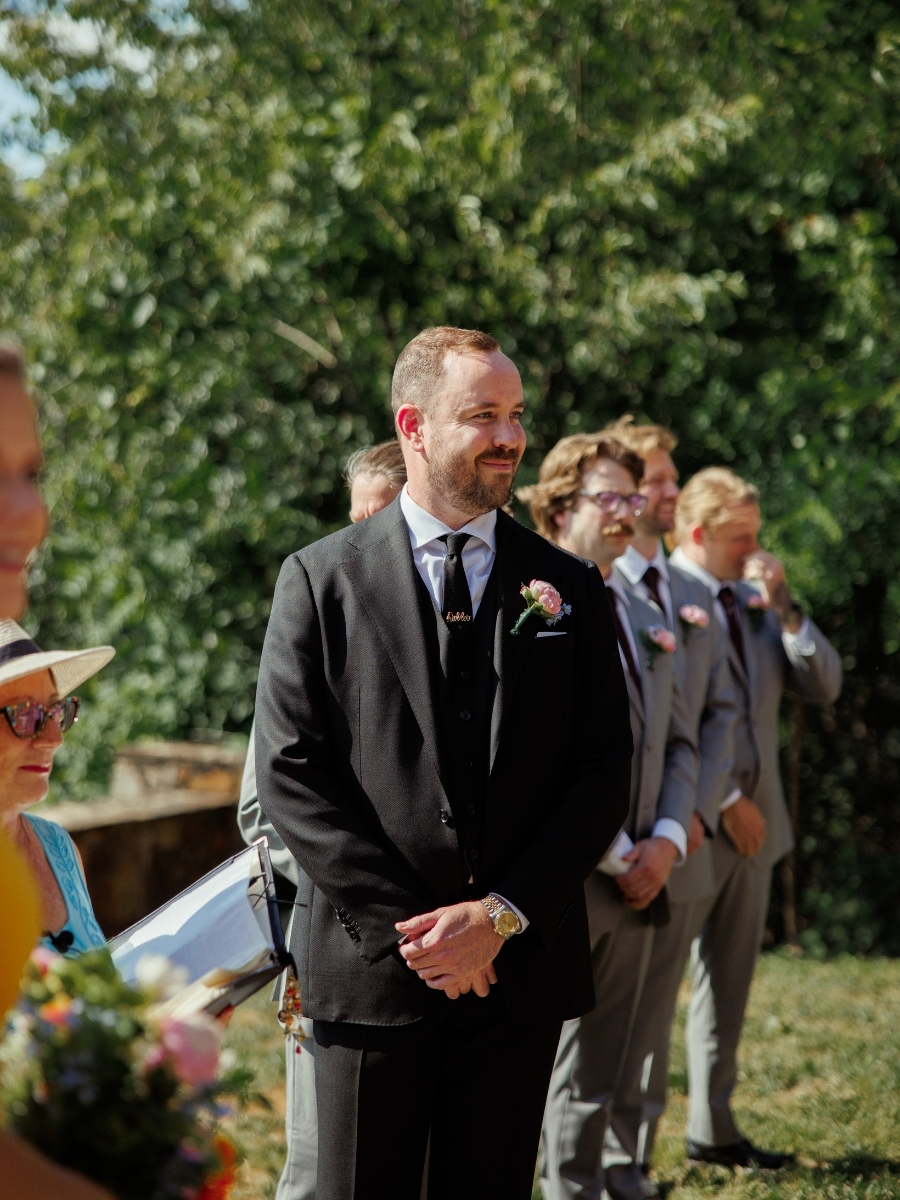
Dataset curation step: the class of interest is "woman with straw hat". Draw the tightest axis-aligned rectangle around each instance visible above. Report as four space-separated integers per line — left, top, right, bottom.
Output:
0 619 114 955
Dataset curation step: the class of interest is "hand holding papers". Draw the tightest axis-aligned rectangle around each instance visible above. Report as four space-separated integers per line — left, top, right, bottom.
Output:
109 840 290 1017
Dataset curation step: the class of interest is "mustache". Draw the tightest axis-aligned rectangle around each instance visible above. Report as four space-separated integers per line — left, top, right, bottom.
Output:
476 449 521 465
603 521 634 538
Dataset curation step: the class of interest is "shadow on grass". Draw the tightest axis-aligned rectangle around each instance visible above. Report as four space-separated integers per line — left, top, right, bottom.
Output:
649 1154 900 1197
807 1154 900 1179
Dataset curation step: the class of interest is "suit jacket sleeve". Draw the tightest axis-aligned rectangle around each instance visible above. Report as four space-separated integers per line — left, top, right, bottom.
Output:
255 555 434 965
656 672 699 834
236 718 301 887
783 619 842 705
489 565 632 949
695 619 738 833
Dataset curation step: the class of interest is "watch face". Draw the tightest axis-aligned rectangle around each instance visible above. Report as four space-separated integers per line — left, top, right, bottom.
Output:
496 910 520 938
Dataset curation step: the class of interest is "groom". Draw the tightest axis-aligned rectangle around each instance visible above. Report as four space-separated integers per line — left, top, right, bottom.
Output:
256 326 632 1200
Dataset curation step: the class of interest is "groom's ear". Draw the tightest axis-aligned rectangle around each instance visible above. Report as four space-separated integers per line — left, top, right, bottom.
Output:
396 404 427 453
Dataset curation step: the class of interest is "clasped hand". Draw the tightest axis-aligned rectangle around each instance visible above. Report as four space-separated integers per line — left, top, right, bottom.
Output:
616 836 678 910
396 900 504 1000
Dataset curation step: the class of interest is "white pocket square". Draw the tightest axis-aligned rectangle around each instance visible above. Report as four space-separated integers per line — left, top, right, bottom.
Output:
536 631 567 638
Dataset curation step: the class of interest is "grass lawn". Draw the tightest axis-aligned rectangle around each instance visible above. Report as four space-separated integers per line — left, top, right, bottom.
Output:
222 951 900 1198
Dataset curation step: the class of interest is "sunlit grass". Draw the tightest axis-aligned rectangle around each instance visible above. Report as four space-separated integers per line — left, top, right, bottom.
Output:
224 953 900 1199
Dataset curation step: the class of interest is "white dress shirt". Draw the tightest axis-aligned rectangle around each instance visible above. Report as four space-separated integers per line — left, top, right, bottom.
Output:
669 545 816 811
616 542 673 627
605 571 687 862
398 485 528 931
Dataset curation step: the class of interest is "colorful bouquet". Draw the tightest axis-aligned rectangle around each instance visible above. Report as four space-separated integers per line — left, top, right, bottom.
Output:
640 625 676 670
1 948 250 1200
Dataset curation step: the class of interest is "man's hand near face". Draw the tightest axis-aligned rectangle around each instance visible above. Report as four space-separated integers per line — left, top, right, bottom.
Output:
721 795 767 857
616 836 678 910
743 550 802 633
396 901 503 998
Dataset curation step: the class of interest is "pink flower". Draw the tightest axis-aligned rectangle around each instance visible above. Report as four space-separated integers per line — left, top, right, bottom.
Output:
678 604 709 630
744 593 768 610
30 947 61 976
159 1013 222 1088
525 579 562 616
639 625 676 668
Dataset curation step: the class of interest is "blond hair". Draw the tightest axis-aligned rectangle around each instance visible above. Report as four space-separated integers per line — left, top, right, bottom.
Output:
518 433 644 542
391 326 501 416
602 414 677 462
675 467 760 543
344 439 407 489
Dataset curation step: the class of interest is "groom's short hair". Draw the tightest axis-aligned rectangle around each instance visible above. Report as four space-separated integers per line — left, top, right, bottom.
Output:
391 326 500 415
675 467 760 543
518 433 644 542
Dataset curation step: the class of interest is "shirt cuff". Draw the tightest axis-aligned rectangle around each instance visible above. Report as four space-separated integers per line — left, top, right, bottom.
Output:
490 893 529 932
782 616 815 662
720 787 742 812
652 817 687 864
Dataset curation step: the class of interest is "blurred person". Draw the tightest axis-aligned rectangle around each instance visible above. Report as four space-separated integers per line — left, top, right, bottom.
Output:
601 418 737 1198
0 619 114 955
238 439 407 1200
669 467 841 1168
520 435 698 1200
0 341 114 1198
255 327 631 1200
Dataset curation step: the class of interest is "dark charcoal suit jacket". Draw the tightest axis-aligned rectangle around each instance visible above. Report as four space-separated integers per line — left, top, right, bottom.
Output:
255 500 632 1026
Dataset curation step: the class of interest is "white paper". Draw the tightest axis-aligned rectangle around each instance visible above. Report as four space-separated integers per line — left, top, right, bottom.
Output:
112 850 272 985
597 829 635 876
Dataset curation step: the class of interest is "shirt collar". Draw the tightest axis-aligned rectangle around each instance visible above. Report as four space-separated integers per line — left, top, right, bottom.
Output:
399 484 498 552
616 542 670 586
669 546 736 596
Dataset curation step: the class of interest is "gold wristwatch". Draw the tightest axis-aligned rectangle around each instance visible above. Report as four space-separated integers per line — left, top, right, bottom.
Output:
480 893 522 940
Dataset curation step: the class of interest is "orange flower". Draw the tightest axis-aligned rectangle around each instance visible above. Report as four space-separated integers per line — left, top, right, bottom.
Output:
197 1136 237 1200
38 996 75 1027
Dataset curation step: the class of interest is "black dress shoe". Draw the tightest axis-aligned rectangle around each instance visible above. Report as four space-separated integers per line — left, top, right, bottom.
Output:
686 1138 796 1169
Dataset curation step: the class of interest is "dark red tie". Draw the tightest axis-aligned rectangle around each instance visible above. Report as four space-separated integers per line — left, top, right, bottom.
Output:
642 565 666 620
718 585 746 670
608 589 642 699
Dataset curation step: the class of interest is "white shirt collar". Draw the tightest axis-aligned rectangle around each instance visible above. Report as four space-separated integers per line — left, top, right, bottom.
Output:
669 546 736 595
616 541 669 586
399 483 498 552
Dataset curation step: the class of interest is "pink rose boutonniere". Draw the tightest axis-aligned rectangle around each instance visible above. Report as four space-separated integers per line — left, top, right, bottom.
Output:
678 603 710 641
744 592 769 632
640 624 676 670
510 579 572 636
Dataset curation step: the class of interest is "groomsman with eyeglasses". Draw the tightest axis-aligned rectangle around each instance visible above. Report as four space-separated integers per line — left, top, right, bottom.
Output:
599 418 737 1199
664 466 841 1170
520 434 698 1200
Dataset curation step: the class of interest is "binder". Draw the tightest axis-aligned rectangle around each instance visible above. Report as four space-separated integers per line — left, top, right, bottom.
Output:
109 838 291 1017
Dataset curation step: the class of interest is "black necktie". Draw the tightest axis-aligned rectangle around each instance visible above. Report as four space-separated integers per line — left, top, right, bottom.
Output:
643 565 666 620
608 589 642 699
440 533 472 629
718 585 746 670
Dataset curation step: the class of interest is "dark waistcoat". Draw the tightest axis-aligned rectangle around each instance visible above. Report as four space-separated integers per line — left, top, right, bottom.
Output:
414 562 500 893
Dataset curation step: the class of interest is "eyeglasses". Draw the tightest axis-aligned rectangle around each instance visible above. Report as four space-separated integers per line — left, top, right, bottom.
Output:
579 490 647 516
2 697 80 740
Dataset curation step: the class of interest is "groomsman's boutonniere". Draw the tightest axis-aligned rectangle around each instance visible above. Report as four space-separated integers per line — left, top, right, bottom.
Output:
678 604 710 641
640 625 676 670
744 593 769 632
510 579 571 636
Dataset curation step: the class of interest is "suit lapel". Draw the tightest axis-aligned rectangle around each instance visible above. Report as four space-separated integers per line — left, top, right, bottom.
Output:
622 589 655 723
341 503 445 783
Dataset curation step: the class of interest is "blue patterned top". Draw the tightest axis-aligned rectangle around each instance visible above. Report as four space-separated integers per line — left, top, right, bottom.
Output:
24 813 106 956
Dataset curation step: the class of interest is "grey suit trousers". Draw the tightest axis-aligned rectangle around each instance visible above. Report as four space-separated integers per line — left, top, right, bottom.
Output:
606 895 706 1170
542 874 654 1200
685 834 771 1147
277 1019 318 1200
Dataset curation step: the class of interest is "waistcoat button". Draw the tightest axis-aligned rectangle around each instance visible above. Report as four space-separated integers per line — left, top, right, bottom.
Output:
469 848 479 859
459 710 471 720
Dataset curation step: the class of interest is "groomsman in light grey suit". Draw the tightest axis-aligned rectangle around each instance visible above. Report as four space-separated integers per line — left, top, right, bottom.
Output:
237 440 407 1200
601 419 737 1199
668 466 842 1168
520 434 698 1200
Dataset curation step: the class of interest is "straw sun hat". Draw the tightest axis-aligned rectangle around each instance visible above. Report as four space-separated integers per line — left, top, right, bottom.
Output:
0 620 115 697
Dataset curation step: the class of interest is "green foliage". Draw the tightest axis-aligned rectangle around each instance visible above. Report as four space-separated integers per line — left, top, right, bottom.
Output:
1 0 900 949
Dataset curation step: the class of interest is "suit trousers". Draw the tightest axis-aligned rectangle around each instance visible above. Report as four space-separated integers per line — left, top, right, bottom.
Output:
276 1018 318 1200
685 836 772 1147
605 897 706 1172
312 986 561 1200
541 874 655 1200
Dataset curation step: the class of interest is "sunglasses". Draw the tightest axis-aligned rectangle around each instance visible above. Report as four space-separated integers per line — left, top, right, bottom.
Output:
579 490 647 517
2 697 80 740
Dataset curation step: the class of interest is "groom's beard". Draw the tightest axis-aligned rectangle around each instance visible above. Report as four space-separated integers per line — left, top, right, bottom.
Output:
428 445 521 515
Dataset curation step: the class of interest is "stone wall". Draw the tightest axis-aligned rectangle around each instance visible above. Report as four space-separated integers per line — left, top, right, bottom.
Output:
42 742 248 938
